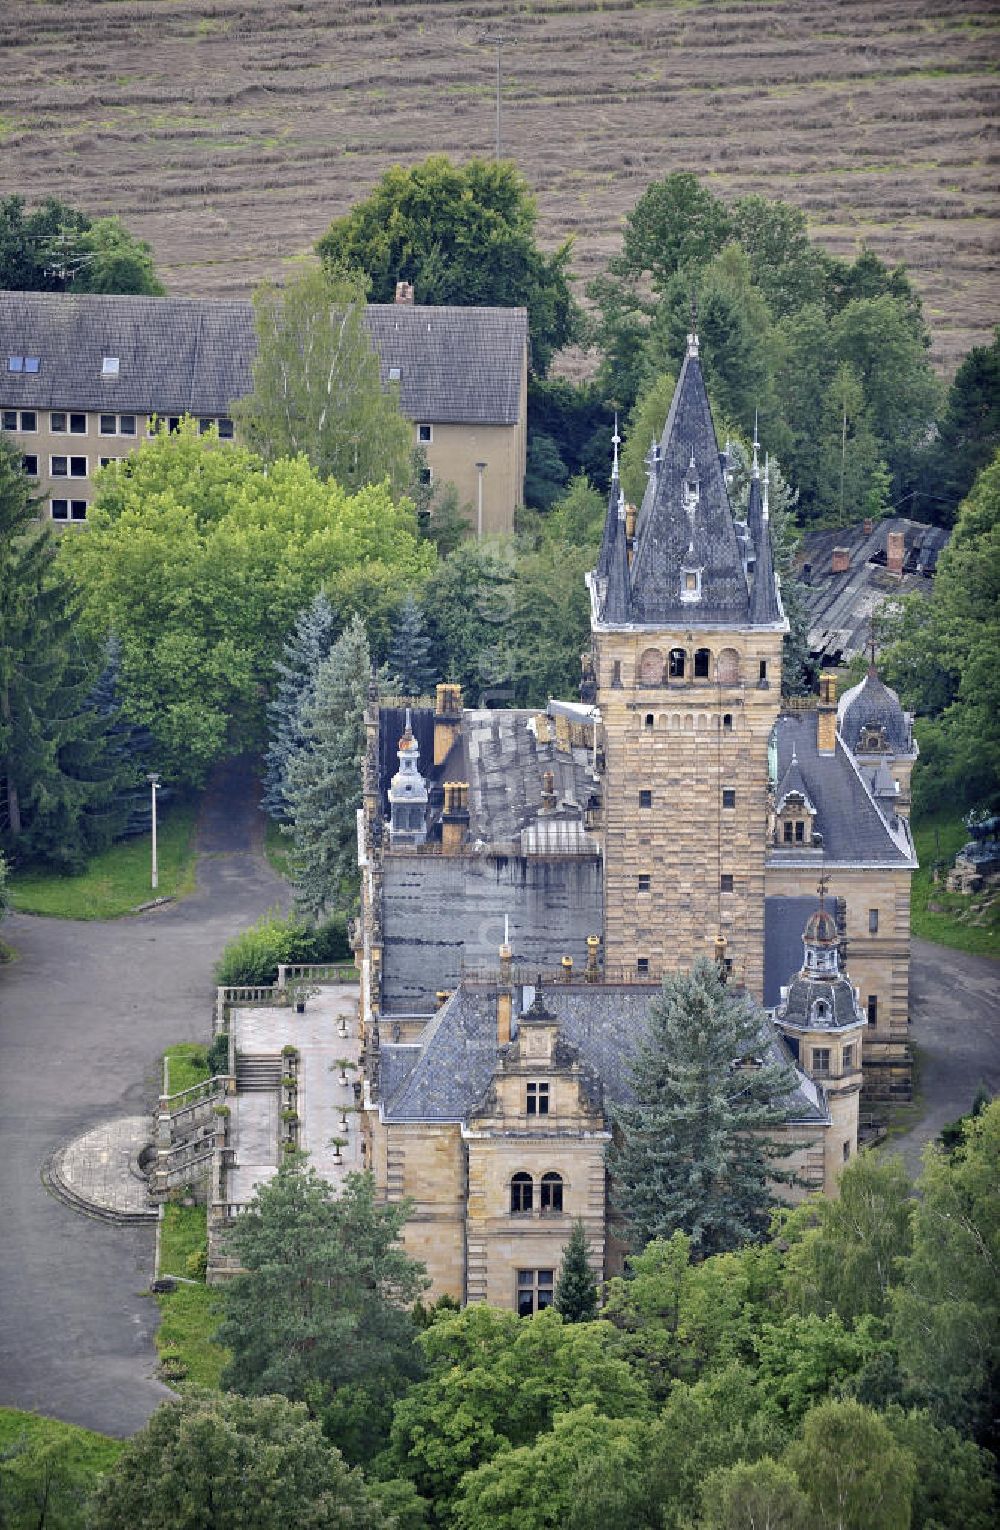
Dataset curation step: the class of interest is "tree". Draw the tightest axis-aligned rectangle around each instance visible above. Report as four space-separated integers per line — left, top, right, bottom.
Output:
699 1457 810 1530
316 156 579 375
523 429 569 510
233 266 411 494
90 1392 383 1530
452 1405 651 1530
216 1166 426 1460
261 592 340 822
555 1219 599 1323
779 1152 913 1325
62 427 431 788
613 172 732 294
408 448 470 554
621 370 676 507
611 958 799 1257
0 1430 94 1530
923 328 1000 524
387 594 436 697
541 474 607 552
284 616 371 918
783 1400 915 1530
423 543 516 704
730 194 827 318
881 1406 997 1530
511 537 592 706
0 442 124 869
891 1099 1000 1442
0 194 163 294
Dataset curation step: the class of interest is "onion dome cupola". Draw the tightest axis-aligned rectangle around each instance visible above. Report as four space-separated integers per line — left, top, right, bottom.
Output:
774 903 864 1038
838 666 914 757
387 708 429 846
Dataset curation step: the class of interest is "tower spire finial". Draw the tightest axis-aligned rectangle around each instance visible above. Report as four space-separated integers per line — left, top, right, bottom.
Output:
611 413 620 482
751 411 760 479
686 288 699 358
763 452 770 517
817 869 829 911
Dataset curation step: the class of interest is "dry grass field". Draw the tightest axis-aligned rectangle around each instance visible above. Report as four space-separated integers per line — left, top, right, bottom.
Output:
1 0 996 373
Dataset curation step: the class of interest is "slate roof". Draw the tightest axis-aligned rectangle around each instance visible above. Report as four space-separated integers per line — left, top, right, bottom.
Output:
838 668 913 755
0 292 527 425
764 895 821 1007
794 517 949 665
777 970 863 1032
379 980 828 1125
770 713 915 868
775 750 816 814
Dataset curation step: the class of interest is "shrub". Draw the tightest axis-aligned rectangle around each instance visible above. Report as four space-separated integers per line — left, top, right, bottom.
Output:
214 908 351 986
207 1031 230 1076
186 1246 208 1281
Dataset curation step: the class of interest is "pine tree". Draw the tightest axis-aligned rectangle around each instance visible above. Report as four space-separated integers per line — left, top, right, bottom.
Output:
285 615 370 918
554 1218 599 1322
0 442 122 869
261 592 340 821
387 593 436 697
611 958 799 1259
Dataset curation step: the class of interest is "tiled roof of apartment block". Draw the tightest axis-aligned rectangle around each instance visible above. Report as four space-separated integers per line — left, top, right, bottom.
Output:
0 292 527 425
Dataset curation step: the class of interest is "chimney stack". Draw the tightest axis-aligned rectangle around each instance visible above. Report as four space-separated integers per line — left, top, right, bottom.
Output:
886 530 905 578
441 781 470 852
561 955 574 983
394 280 414 305
862 517 874 537
434 683 463 766
831 547 850 575
585 934 601 983
541 769 557 812
625 503 637 564
817 670 838 755
497 935 513 1045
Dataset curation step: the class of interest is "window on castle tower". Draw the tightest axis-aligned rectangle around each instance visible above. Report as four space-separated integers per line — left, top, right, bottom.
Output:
526 1082 549 1116
812 1047 831 1077
694 648 711 678
517 1269 554 1317
843 1045 855 1071
540 1172 563 1213
720 874 734 893
783 821 794 843
510 1172 533 1214
722 788 736 809
869 908 879 934
639 790 652 809
668 648 686 679
795 821 805 843
867 995 878 1026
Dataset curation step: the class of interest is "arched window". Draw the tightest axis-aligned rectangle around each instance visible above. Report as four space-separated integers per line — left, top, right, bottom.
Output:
723 713 733 731
694 647 711 679
540 1172 563 1213
668 648 686 679
638 648 664 685
717 648 741 685
644 713 654 730
510 1172 533 1214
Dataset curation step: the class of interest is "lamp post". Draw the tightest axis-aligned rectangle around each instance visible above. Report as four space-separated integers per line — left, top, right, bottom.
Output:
147 773 160 890
475 461 487 540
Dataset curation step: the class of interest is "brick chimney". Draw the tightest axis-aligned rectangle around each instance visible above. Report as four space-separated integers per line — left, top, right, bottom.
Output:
585 934 601 983
831 546 850 574
817 670 838 755
497 936 513 1044
886 530 905 578
434 683 463 766
394 280 414 305
541 769 557 813
440 781 469 853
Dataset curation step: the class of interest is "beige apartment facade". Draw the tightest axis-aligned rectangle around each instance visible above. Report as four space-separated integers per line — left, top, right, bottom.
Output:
0 291 528 531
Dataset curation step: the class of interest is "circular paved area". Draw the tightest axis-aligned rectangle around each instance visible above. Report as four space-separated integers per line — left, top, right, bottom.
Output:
46 1116 157 1223
0 757 288 1438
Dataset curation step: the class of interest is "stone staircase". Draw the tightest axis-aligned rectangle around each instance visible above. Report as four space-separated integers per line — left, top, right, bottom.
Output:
235 1053 282 1092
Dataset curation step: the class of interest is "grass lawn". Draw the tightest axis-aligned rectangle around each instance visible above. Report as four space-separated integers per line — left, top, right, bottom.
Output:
0 1405 122 1476
910 810 1000 959
10 803 199 920
156 1204 228 1391
163 1042 212 1096
264 816 293 881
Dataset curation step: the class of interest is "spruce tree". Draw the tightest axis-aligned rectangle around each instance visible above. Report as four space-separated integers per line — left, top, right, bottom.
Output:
261 592 339 821
387 593 435 698
285 615 370 918
0 442 122 869
554 1218 599 1323
612 957 798 1258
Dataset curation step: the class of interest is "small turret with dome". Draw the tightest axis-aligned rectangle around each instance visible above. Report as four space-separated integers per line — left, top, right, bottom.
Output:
387 709 428 846
838 655 918 818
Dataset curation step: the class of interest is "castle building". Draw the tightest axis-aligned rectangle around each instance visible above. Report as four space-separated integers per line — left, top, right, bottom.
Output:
356 329 917 1306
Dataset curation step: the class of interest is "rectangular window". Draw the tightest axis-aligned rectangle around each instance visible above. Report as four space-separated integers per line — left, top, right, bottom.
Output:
867 995 878 1026
868 908 879 934
795 820 805 843
419 466 432 485
22 454 38 476
199 418 213 434
8 355 23 372
24 356 39 374
720 874 734 893
69 456 87 477
100 414 117 435
843 1140 851 1163
843 1045 855 1071
637 957 650 976
526 1082 549 1117
639 790 652 809
119 414 136 436
50 498 69 520
783 821 793 843
1 410 16 431
167 416 181 433
637 874 650 892
516 1269 554 1318
51 455 68 477
99 456 119 468
812 1047 831 1076
20 410 36 431
70 500 87 520
722 788 736 809
388 366 401 382
417 423 432 443
51 411 67 432
69 413 87 434
218 417 234 439
759 659 768 681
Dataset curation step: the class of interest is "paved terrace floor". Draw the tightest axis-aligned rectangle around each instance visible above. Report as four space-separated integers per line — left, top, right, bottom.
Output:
230 989 361 1204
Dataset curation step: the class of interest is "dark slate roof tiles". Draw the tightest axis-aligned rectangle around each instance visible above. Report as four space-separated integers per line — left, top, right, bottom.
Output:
838 668 913 755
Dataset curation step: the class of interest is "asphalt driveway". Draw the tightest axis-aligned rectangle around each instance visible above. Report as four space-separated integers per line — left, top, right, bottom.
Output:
0 758 288 1437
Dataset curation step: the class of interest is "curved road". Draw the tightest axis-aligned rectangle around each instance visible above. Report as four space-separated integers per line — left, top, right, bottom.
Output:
0 759 288 1437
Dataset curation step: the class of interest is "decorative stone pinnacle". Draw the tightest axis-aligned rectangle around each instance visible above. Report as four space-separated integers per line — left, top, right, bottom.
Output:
617 488 626 521
611 413 620 479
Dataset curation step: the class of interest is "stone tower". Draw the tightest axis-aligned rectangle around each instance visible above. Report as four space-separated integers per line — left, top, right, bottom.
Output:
587 331 787 996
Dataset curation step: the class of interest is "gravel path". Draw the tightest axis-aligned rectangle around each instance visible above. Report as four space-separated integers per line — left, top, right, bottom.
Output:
0 757 288 1438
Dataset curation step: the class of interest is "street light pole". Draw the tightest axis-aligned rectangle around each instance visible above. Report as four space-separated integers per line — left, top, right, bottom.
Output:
148 773 160 890
480 32 515 159
475 461 487 540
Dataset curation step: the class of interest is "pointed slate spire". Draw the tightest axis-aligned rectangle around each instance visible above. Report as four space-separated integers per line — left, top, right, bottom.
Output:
750 452 781 624
596 420 623 579
751 411 760 480
604 488 631 623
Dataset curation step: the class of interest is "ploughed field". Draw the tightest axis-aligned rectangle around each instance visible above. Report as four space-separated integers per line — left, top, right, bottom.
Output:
1 0 996 373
